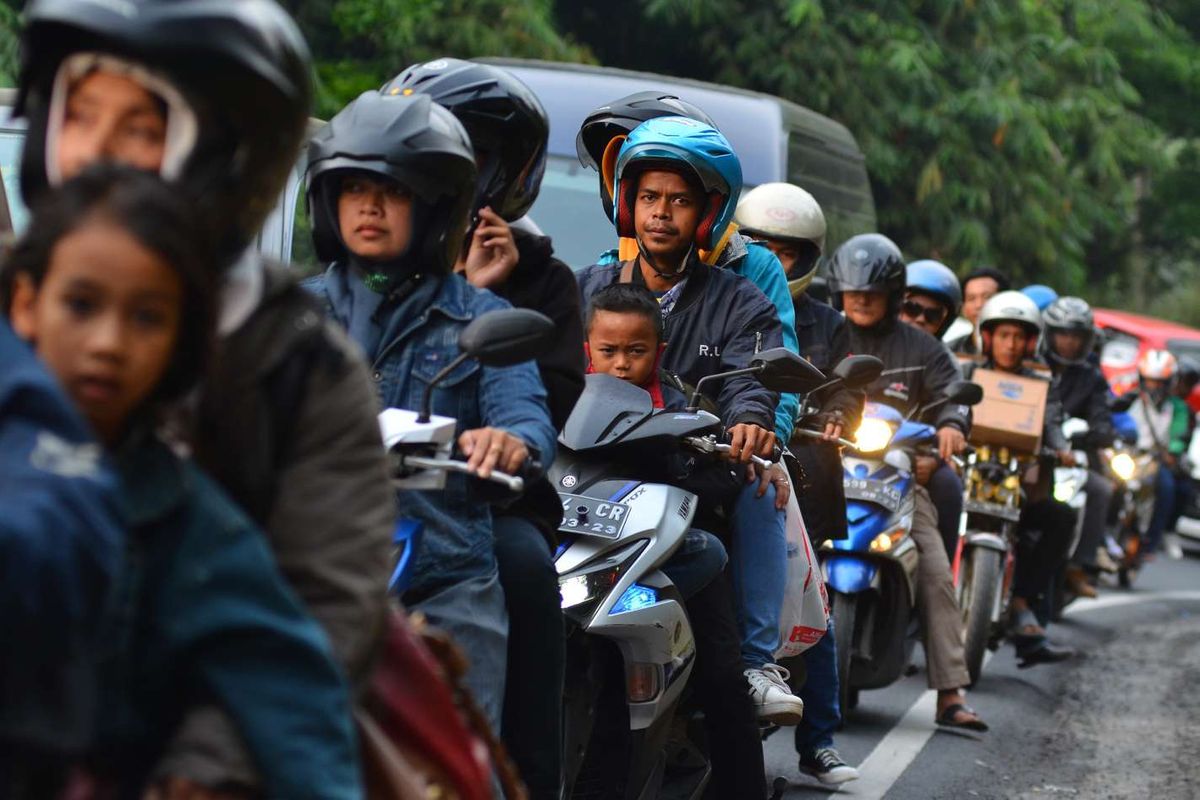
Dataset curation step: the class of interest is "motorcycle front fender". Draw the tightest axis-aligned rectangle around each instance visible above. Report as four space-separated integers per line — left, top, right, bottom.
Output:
823 555 878 594
964 531 1008 554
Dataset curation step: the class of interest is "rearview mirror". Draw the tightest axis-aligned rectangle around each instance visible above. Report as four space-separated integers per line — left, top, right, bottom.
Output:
752 347 828 393
944 380 983 407
832 355 884 390
458 308 555 368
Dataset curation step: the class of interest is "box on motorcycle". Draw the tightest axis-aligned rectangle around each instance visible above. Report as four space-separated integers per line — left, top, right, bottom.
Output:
969 368 1049 454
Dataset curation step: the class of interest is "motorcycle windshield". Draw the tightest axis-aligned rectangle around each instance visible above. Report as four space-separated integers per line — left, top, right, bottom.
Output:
560 373 654 451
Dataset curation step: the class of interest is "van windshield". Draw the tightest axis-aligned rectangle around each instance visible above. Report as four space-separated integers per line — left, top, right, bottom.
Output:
0 129 29 233
527 154 618 270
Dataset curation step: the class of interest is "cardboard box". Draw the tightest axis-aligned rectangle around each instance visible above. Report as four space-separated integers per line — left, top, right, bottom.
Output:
968 368 1049 454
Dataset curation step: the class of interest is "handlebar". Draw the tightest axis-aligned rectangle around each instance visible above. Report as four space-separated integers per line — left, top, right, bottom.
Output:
399 454 526 493
683 436 775 470
791 426 857 450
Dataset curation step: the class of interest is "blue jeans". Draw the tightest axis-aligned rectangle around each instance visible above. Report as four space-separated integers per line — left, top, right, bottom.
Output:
928 460 964 561
662 529 728 599
794 616 841 755
730 480 787 668
408 570 509 733
1147 462 1179 553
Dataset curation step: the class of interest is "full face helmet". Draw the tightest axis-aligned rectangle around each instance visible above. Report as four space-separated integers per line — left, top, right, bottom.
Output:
978 290 1043 359
16 0 313 264
735 182 826 297
827 233 906 314
1041 296 1096 367
306 91 477 277
905 259 962 337
612 116 742 254
383 59 548 223
1138 349 1178 406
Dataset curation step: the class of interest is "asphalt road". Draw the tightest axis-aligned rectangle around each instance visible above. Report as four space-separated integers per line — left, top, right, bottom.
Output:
763 545 1200 799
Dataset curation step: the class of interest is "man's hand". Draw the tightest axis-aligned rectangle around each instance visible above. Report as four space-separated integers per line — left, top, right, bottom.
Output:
144 778 251 800
913 454 939 485
459 427 529 479
727 423 776 463
936 426 966 461
1058 450 1077 467
456 206 519 289
752 462 791 509
821 420 844 442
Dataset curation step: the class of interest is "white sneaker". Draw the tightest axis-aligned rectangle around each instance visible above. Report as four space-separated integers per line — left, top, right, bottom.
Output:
744 664 805 724
799 747 860 786
1166 533 1185 560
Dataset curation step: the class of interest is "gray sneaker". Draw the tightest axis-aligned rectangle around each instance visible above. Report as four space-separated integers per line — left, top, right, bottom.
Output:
799 747 859 786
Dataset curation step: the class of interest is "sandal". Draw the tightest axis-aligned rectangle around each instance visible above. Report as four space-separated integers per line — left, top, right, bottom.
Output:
936 703 989 732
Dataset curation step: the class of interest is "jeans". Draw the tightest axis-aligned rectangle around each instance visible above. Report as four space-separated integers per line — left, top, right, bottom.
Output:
408 570 509 735
729 479 788 668
661 529 728 599
1072 470 1114 568
1147 463 1179 554
927 461 964 561
794 616 841 756
494 515 563 800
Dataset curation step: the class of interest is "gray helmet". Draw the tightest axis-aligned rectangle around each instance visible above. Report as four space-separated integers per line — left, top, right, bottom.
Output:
1041 296 1095 366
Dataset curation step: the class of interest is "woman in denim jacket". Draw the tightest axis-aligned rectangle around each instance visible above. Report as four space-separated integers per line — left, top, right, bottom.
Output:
303 90 556 732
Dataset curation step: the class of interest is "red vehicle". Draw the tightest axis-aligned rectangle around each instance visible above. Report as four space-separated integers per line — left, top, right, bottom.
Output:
1093 308 1200 412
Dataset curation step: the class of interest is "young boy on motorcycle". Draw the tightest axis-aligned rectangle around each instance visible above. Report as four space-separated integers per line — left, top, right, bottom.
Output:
829 233 987 730
387 59 583 799
735 182 861 785
900 259 968 562
965 291 1076 666
1041 297 1116 595
574 116 807 724
584 281 768 798
304 89 557 734
1129 350 1192 556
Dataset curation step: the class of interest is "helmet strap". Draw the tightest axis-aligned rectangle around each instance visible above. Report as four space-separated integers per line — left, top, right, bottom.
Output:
635 236 693 282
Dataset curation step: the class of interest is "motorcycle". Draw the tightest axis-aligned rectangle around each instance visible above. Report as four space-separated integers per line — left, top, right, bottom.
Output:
1104 438 1158 587
551 348 823 800
814 380 982 711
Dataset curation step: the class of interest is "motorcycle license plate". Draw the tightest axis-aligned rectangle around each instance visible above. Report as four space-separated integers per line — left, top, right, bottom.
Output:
844 478 903 512
558 493 630 539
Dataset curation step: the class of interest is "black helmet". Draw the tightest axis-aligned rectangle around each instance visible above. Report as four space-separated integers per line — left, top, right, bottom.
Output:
1040 296 1095 366
383 59 547 223
306 91 477 275
827 233 906 313
576 91 717 221
16 0 312 264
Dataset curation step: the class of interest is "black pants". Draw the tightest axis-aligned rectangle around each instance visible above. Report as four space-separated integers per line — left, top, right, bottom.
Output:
686 571 767 800
1015 499 1077 602
928 460 964 561
494 514 564 800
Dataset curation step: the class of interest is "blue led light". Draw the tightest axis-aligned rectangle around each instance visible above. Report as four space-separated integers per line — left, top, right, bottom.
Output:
612 584 659 614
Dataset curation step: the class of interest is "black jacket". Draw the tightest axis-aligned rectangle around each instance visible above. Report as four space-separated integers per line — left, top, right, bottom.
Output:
846 316 970 432
491 228 587 540
791 294 863 542
576 259 782 434
1049 361 1115 449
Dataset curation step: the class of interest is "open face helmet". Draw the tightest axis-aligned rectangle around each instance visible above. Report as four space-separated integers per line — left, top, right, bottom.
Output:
735 182 826 297
978 290 1043 359
905 259 962 337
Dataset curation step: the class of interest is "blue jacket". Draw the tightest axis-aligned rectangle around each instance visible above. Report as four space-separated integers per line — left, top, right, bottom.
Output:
599 234 799 440
578 259 782 436
99 433 360 799
0 320 122 758
306 268 556 596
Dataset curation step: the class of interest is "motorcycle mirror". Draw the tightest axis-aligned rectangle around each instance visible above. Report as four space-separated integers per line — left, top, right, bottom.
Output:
944 380 983 407
418 308 554 422
832 355 884 390
1110 392 1136 413
458 308 555 367
752 347 828 393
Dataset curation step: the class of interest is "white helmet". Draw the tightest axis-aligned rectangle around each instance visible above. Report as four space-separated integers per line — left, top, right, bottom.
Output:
735 182 826 296
978 290 1042 358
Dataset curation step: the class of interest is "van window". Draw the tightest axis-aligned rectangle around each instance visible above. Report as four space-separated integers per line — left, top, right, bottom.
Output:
787 132 874 250
527 154 615 270
0 129 29 233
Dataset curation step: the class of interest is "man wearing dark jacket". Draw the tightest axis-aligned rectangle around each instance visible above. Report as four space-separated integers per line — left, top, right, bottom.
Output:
1041 297 1115 596
829 234 986 731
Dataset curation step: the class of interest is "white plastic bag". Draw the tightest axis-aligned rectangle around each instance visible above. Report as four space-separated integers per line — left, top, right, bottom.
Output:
774 469 829 659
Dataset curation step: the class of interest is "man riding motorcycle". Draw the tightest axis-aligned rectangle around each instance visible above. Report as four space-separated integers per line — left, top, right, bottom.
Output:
1128 350 1192 556
830 234 986 730
735 181 861 786
900 259 967 561
1041 296 1116 596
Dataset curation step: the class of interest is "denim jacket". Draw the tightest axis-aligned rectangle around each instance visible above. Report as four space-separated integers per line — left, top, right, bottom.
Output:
306 267 556 597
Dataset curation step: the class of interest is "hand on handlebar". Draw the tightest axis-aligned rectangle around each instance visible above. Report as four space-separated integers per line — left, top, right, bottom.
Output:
458 427 529 480
936 426 966 461
726 423 777 464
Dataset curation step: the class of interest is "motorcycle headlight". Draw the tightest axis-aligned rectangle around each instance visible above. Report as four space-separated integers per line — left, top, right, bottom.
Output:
854 417 895 454
559 568 620 612
1053 478 1079 504
1110 452 1137 482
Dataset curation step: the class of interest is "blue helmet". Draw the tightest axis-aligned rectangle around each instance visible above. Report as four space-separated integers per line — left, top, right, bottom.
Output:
905 259 962 336
1021 284 1059 311
612 116 742 251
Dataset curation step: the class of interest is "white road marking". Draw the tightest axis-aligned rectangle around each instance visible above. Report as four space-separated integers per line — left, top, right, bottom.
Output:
838 589 1200 798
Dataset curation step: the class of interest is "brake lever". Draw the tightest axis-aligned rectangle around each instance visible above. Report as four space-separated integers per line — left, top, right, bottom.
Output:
402 454 525 492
